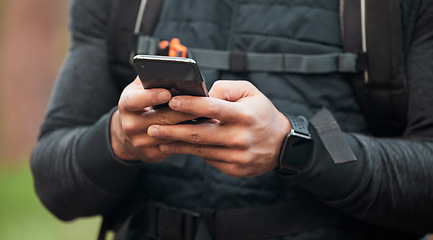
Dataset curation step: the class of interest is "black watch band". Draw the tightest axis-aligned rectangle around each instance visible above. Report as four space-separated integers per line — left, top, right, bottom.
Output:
276 115 313 175
287 115 310 137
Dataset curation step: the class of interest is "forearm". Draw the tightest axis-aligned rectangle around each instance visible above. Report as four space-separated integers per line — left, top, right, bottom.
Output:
31 126 115 220
31 111 141 220
285 120 433 233
334 135 433 232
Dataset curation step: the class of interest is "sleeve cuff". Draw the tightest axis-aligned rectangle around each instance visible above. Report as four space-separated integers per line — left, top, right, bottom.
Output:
278 109 366 200
76 108 142 194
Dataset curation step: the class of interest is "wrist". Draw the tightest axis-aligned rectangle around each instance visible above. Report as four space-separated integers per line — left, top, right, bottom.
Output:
275 115 313 175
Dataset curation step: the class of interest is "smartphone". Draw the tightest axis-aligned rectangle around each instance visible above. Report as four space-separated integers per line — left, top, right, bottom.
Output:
133 55 209 103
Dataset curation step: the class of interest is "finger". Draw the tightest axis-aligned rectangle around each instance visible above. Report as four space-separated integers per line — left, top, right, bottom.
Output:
136 146 173 164
119 77 172 112
168 95 253 124
158 142 260 177
143 107 200 125
121 108 198 137
148 123 250 148
127 131 175 147
158 142 248 164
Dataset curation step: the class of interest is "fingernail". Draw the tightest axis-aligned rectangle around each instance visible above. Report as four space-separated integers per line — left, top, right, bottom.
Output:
158 91 171 102
148 126 158 136
159 144 170 153
170 98 180 109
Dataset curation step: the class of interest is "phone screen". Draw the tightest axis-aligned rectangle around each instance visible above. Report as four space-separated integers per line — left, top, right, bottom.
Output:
133 55 209 97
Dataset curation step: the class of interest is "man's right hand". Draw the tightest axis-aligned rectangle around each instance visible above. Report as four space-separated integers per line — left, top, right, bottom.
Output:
110 77 197 163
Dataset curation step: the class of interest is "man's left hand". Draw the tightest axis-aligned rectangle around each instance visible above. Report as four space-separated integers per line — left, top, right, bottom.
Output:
147 80 291 177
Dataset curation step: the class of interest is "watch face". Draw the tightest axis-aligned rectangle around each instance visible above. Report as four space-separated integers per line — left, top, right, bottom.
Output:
283 136 312 169
279 131 313 174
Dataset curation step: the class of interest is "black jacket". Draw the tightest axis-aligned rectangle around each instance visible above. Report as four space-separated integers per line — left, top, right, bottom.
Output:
31 0 433 239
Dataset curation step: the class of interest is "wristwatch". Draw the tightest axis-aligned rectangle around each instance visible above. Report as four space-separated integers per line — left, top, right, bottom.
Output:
276 115 313 175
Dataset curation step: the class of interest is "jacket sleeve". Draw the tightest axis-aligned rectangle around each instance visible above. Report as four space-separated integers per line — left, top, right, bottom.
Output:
288 0 433 234
30 0 141 221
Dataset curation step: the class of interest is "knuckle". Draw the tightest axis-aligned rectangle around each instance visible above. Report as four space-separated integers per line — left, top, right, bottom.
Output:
120 93 139 111
194 145 205 157
130 137 142 149
158 114 169 125
117 98 127 112
231 133 251 148
143 149 166 163
238 108 256 125
189 132 201 143
226 152 245 165
130 136 152 149
213 81 230 92
121 120 137 135
225 164 246 178
232 151 255 167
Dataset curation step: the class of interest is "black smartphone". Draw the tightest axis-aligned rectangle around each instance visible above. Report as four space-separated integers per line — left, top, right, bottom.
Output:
133 55 209 102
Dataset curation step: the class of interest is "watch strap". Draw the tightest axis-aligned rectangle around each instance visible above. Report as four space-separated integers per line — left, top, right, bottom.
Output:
286 115 310 138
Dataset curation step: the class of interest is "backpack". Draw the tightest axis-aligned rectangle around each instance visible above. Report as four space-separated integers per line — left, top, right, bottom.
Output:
107 0 421 137
100 2 424 239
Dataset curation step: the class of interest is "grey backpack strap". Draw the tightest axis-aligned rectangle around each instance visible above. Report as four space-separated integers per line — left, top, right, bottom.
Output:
190 50 360 74
136 35 361 74
341 0 408 136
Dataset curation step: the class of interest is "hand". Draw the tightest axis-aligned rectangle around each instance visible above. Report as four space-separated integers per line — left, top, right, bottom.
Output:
110 77 198 163
147 80 291 177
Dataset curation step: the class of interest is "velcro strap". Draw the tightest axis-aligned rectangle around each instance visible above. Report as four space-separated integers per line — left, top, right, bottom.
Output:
310 108 357 164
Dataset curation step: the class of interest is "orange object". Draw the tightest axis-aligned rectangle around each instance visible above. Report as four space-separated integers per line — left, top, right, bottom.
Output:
168 38 187 57
159 40 169 50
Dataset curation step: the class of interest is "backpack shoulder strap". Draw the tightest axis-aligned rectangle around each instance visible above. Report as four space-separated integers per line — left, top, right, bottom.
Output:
107 0 165 87
341 0 411 136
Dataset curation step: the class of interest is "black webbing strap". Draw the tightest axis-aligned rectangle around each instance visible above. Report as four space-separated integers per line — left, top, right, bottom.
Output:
107 0 165 85
140 0 165 36
107 0 141 82
210 199 355 240
111 199 359 240
342 0 408 136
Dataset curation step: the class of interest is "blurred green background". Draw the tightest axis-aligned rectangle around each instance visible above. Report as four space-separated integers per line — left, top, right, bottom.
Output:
0 0 102 239
0 161 101 239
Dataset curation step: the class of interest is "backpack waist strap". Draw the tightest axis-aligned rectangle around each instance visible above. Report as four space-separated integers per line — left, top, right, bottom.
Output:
114 199 362 240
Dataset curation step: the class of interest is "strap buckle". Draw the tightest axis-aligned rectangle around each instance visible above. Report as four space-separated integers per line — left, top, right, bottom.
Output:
141 203 201 240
